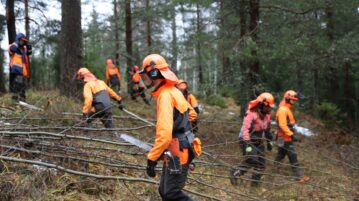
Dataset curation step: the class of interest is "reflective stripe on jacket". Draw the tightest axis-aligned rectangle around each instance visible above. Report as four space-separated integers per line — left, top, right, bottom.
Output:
276 103 295 142
82 80 122 113
147 83 197 161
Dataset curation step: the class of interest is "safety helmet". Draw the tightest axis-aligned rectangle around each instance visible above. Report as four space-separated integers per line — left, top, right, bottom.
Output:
77 67 97 82
258 92 275 108
16 33 28 42
133 65 139 72
140 54 178 84
248 92 275 110
176 79 188 90
284 90 298 101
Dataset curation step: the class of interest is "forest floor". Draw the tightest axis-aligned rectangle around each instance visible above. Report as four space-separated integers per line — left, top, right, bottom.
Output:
0 90 358 201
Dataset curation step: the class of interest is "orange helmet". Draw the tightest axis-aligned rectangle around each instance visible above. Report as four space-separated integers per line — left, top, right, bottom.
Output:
248 92 275 110
284 90 298 101
176 79 188 90
133 65 139 72
258 92 275 107
77 67 97 82
140 54 178 84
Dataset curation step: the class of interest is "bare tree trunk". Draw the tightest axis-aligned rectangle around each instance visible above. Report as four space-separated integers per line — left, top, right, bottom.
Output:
248 0 259 98
60 0 82 97
239 0 248 116
171 6 178 74
219 0 230 85
6 0 16 44
114 0 120 66
6 0 16 92
325 0 339 104
125 0 133 93
24 0 31 86
196 4 203 84
0 49 5 93
146 0 152 53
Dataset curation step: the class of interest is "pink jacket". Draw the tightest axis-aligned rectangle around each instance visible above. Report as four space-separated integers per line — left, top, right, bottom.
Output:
242 110 271 141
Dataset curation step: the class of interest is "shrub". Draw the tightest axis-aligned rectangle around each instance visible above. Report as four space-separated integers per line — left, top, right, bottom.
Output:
205 94 227 108
315 101 341 125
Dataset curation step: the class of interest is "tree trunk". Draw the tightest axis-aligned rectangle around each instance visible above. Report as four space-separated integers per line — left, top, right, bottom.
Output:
125 0 133 93
0 50 5 93
325 0 339 104
239 0 248 116
146 0 152 53
171 6 178 74
25 0 31 86
219 0 230 85
60 0 82 97
6 0 16 44
248 0 259 98
196 4 203 84
114 0 120 66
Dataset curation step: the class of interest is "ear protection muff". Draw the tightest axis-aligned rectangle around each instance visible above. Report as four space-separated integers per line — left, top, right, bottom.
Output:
147 61 163 80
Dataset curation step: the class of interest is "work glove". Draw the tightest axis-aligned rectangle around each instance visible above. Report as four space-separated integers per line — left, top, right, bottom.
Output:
291 133 301 142
267 141 273 151
118 100 124 110
146 159 157 177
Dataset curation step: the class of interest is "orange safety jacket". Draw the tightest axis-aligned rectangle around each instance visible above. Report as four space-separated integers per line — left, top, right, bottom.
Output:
105 65 121 85
132 72 145 88
187 93 199 108
148 83 197 164
8 43 30 77
276 103 295 142
83 79 122 113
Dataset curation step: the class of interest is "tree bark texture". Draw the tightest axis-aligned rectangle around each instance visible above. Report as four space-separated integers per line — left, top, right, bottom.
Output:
60 0 82 97
125 0 133 93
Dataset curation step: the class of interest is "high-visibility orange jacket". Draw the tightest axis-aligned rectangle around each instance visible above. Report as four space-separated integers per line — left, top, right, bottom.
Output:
187 93 199 108
83 79 122 113
276 103 295 142
8 43 30 77
105 65 121 85
147 83 197 162
132 72 145 88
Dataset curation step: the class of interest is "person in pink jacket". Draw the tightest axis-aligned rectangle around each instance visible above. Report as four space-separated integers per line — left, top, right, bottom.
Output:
230 92 275 187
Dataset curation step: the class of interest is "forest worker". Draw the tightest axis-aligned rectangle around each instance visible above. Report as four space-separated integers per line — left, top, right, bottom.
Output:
230 92 275 187
140 54 198 201
105 58 121 93
274 90 310 184
8 33 32 101
130 65 150 105
77 67 124 129
176 79 200 134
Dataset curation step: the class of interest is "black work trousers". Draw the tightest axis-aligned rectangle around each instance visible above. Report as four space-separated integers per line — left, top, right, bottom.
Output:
274 141 303 178
238 142 266 183
87 111 113 128
159 164 193 201
10 73 26 100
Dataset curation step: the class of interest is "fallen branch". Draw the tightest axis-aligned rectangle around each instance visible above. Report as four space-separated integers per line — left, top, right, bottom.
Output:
0 131 132 147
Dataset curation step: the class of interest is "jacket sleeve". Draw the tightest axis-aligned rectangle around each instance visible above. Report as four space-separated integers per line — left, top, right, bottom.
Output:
116 68 121 81
242 111 254 141
105 68 110 84
188 104 197 122
82 84 93 113
107 85 122 101
277 108 293 136
9 44 17 55
148 92 173 161
189 94 199 108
